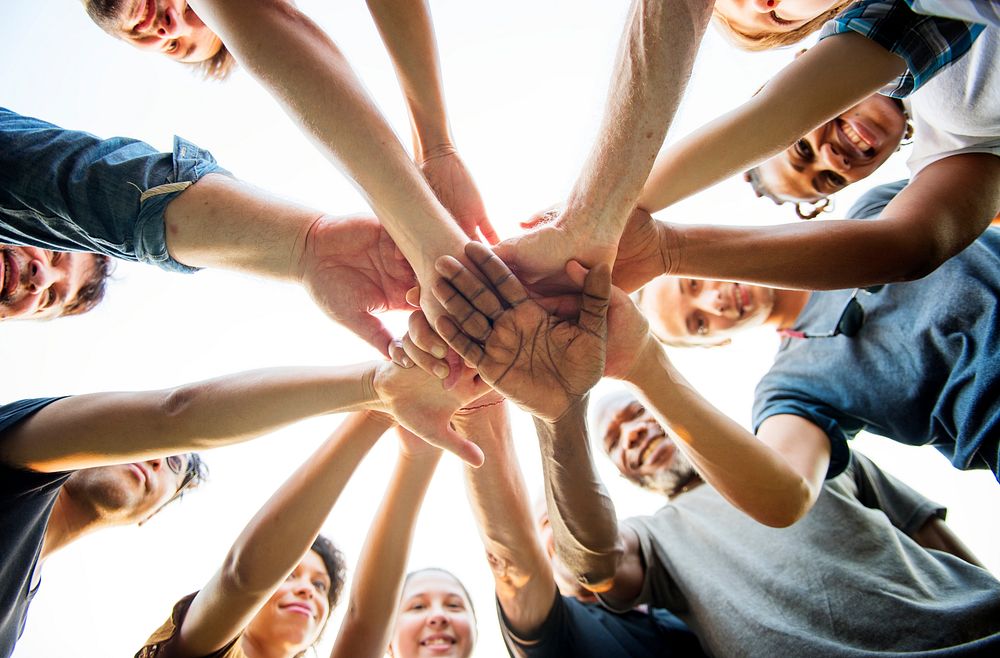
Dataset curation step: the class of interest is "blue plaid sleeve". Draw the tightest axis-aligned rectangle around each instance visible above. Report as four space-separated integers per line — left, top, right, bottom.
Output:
819 0 985 97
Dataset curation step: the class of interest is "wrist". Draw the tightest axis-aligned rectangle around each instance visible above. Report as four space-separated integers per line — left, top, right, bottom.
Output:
657 220 680 277
623 335 664 387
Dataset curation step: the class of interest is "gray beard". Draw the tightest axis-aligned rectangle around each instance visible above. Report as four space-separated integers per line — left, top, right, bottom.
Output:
641 449 699 498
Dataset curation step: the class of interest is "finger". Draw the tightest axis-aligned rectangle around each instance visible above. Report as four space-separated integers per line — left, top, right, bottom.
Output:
434 256 505 321
464 242 529 307
478 217 501 245
564 260 588 288
520 207 560 230
435 315 486 368
408 310 449 361
431 278 493 342
441 349 466 390
343 312 395 360
431 426 485 468
405 286 421 307
388 340 414 368
402 333 451 381
578 262 612 337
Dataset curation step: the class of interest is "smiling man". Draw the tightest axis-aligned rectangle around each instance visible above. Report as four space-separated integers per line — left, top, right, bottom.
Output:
0 245 110 321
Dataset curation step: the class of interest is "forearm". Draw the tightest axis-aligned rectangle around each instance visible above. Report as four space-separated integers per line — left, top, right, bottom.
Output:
562 0 710 246
366 0 451 158
194 0 467 274
912 517 985 569
181 412 392 655
4 363 380 472
164 173 317 279
458 403 555 634
331 448 441 658
534 398 623 591
639 33 905 211
628 339 817 526
660 215 942 290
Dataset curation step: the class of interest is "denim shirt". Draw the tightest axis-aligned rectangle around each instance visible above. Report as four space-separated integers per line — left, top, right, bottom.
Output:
0 107 230 273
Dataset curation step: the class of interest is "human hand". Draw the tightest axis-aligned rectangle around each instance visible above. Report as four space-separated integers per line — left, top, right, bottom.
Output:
431 242 611 423
298 214 417 358
396 425 443 462
421 147 499 244
373 358 488 466
611 207 670 293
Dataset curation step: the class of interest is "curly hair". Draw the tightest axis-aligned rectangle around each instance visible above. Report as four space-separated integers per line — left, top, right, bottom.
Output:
62 254 113 317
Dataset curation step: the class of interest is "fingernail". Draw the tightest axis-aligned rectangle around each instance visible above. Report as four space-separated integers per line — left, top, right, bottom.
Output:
433 365 449 379
432 345 447 359
400 355 413 368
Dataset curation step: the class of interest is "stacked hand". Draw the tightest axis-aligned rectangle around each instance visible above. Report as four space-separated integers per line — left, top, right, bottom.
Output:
429 242 612 423
420 147 499 244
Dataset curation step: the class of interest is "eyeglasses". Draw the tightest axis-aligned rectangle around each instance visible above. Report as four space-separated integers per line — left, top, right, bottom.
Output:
165 455 187 476
778 286 883 340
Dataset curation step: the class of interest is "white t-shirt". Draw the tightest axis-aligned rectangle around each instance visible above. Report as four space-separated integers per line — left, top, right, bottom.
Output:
904 27 1000 174
909 0 1000 27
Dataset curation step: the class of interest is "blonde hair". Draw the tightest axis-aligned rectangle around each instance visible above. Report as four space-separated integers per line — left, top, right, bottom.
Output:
712 1 853 51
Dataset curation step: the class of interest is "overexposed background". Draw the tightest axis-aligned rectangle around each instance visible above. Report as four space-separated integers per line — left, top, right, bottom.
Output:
2 1 997 656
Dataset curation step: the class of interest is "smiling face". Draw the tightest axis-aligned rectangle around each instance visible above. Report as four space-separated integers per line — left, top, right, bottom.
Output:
752 95 907 204
640 275 775 346
86 0 222 63
0 246 99 321
64 455 191 525
592 392 699 497
243 550 332 654
714 0 839 35
390 570 476 658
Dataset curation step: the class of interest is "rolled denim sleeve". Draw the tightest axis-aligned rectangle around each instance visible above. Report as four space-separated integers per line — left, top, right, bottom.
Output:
0 107 231 273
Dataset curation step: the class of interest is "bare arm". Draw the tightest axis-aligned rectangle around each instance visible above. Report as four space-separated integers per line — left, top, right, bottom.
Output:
330 429 441 658
0 364 378 472
175 412 393 657
912 516 985 568
454 402 556 637
626 336 829 527
640 153 1000 290
639 32 905 211
190 0 467 280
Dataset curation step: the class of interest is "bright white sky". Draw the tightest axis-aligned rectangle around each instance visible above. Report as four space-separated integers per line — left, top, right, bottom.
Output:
2 1 997 657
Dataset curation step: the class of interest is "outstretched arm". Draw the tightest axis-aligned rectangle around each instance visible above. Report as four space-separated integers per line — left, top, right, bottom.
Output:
639 32 905 211
496 0 712 281
190 0 468 299
331 428 442 658
454 402 557 637
366 0 496 244
174 412 393 657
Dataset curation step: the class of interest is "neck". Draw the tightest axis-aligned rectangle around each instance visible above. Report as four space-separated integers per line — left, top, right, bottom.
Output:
41 491 103 560
241 629 300 658
765 288 811 330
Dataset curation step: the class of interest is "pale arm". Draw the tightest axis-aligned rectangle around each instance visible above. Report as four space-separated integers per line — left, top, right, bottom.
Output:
626 337 829 527
330 429 441 658
0 364 379 473
639 32 906 211
638 153 1000 290
455 402 556 637
365 0 495 243
190 0 467 279
175 412 393 657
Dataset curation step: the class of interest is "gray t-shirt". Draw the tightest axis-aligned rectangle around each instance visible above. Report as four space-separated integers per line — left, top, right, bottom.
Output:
753 182 1000 480
601 455 1000 657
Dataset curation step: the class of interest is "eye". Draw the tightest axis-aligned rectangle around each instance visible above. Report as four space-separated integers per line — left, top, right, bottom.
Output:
165 39 179 54
694 314 708 337
688 279 700 293
824 171 847 188
165 455 184 474
769 10 794 26
795 140 814 161
313 580 328 593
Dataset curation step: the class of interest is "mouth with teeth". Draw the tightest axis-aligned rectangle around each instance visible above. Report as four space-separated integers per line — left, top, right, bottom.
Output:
836 118 876 161
0 249 19 303
631 428 672 472
420 633 458 651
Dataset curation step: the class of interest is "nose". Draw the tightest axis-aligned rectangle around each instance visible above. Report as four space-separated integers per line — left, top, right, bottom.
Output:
293 578 316 598
427 611 450 628
623 421 648 448
694 288 725 315
146 458 163 471
819 142 851 173
156 6 186 38
27 259 56 295
750 0 778 13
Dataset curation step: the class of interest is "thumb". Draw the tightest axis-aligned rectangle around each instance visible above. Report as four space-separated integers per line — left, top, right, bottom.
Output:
342 311 395 360
427 424 485 467
578 263 612 337
405 286 421 307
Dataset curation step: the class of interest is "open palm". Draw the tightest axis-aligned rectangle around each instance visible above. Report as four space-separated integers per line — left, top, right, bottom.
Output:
432 242 611 423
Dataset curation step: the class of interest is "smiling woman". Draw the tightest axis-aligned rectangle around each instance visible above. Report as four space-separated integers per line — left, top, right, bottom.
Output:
389 569 477 658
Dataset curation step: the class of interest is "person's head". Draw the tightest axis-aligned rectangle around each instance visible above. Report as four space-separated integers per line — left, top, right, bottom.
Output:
746 95 909 215
244 536 347 657
591 391 700 498
62 452 208 527
82 0 235 79
390 568 477 658
638 275 777 347
713 0 853 50
0 245 111 321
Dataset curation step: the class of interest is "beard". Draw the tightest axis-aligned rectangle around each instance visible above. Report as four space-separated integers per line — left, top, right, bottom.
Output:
640 448 699 498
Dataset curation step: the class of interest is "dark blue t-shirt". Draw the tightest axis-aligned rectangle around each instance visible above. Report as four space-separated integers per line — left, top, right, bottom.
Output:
499 590 706 658
753 181 1000 479
0 397 69 658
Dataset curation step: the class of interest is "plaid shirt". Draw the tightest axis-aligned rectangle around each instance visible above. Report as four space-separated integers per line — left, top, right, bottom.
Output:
819 0 986 97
